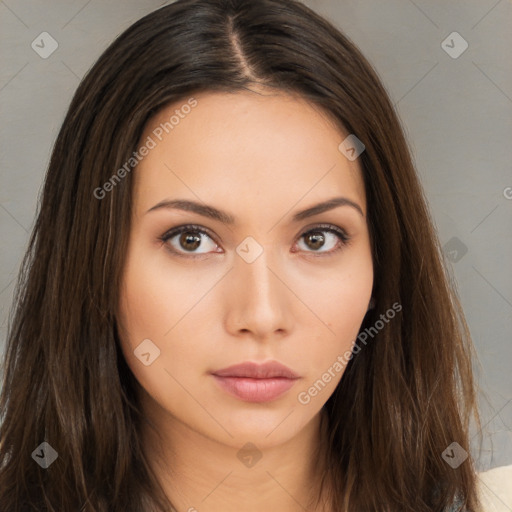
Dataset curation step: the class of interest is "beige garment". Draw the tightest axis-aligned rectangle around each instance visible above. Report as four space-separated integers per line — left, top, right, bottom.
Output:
477 465 512 511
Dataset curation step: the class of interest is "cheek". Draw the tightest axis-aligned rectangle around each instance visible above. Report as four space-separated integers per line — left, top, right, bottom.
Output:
116 245 173 374
300 242 372 330
116 260 203 421
117 241 206 340
294 248 373 392
116 243 219 395
117 272 170 350
325 271 372 340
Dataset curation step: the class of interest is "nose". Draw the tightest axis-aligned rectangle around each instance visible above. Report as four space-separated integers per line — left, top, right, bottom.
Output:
223 247 294 341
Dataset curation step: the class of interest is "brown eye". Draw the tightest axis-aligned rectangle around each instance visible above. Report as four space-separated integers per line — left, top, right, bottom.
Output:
304 231 326 251
296 225 350 254
179 232 202 251
160 225 220 256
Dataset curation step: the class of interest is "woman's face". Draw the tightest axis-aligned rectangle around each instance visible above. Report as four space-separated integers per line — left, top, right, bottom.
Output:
117 89 373 448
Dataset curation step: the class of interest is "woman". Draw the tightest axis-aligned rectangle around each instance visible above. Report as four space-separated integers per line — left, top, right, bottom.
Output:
1 0 508 510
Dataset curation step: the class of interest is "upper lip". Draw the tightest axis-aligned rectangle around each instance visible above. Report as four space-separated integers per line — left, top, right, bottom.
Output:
211 361 299 379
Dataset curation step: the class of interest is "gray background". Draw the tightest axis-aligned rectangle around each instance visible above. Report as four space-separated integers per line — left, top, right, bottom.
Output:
1 0 511 472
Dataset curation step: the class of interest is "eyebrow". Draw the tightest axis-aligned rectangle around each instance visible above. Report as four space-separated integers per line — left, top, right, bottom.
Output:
146 196 364 223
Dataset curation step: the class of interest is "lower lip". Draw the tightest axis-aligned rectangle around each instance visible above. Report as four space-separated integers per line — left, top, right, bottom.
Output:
212 375 298 402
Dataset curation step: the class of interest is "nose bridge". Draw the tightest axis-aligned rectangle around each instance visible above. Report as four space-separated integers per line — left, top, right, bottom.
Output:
236 242 279 306
226 240 292 337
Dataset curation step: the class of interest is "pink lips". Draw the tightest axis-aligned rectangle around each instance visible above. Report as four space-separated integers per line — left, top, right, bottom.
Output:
211 361 300 403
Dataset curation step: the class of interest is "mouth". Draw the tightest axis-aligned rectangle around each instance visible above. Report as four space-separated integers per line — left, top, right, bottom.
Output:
211 361 300 403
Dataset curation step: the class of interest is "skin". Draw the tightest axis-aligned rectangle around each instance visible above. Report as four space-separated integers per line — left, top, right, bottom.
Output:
117 87 374 512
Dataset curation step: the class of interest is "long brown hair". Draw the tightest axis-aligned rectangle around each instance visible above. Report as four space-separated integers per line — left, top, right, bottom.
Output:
0 0 482 510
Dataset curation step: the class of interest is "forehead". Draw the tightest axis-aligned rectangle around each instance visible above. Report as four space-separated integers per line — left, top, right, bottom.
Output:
132 90 366 220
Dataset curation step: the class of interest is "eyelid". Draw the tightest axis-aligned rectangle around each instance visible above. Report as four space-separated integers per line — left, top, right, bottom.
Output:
158 224 220 259
160 223 218 243
158 222 351 257
298 223 349 241
292 223 350 256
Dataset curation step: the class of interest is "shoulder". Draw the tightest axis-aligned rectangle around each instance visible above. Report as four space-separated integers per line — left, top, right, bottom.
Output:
476 464 512 511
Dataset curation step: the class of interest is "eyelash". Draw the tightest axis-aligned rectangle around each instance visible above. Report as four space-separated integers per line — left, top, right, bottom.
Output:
158 223 351 259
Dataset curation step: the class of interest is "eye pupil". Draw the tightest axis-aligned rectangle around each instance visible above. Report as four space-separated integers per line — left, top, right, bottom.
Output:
306 232 325 250
165 225 345 257
180 232 201 250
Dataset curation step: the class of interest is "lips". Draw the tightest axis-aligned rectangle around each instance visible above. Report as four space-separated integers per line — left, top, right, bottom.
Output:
211 361 300 402
212 361 299 379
